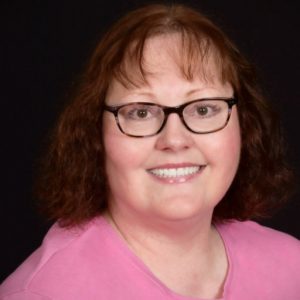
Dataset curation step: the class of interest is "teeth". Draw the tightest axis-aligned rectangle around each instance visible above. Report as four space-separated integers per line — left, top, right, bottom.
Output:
149 166 201 178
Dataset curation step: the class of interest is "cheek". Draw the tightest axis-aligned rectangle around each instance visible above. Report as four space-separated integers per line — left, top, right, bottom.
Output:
219 127 240 160
105 138 139 172
218 114 241 174
199 112 241 203
103 121 156 210
103 115 153 172
204 111 241 170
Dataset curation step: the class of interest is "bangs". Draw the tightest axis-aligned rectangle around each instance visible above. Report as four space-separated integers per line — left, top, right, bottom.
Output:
112 28 238 89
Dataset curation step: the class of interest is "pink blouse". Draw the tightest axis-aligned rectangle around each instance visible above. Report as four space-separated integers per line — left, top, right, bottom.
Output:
1 217 299 299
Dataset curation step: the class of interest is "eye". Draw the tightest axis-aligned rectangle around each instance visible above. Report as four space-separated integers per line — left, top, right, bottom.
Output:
196 105 220 118
197 106 209 116
135 108 149 119
185 101 222 119
119 104 161 121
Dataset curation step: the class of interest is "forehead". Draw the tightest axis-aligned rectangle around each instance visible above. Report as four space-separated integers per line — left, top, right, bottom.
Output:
106 35 233 103
115 33 225 89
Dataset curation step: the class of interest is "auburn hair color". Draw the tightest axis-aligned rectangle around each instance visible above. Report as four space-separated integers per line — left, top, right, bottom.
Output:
35 3 294 226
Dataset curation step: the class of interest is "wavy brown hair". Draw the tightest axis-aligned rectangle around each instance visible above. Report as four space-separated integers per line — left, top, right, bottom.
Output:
35 3 294 226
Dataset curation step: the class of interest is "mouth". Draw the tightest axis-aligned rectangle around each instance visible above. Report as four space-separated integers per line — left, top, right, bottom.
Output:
147 164 205 183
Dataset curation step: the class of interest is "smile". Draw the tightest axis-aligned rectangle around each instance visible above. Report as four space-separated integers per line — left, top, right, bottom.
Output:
147 165 205 184
148 166 200 178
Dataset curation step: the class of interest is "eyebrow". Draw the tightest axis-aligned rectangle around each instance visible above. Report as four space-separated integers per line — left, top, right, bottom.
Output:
126 88 208 99
130 91 155 98
185 88 207 97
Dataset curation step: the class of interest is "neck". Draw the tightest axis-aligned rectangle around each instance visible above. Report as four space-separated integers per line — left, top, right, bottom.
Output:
105 207 216 260
104 208 227 299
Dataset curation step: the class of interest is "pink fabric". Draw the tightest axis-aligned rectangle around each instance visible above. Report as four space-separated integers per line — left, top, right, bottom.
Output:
1 217 299 300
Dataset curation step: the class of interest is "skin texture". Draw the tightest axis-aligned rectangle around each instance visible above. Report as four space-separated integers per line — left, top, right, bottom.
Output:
103 35 241 298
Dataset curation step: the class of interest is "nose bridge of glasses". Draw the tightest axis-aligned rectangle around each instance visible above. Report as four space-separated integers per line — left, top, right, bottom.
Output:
159 105 188 134
163 105 185 119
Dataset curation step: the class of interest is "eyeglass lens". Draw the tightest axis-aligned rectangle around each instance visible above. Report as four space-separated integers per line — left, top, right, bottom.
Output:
116 99 232 136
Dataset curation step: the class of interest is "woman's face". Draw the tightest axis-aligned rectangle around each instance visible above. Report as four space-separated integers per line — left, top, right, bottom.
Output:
103 35 241 226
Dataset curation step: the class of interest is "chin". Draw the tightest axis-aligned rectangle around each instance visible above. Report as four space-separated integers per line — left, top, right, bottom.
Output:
153 198 214 223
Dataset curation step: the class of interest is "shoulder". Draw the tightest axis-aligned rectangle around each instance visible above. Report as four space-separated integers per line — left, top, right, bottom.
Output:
217 220 300 296
218 220 300 253
0 216 112 299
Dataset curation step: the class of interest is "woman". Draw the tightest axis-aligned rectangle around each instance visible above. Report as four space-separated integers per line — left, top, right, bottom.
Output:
1 3 299 300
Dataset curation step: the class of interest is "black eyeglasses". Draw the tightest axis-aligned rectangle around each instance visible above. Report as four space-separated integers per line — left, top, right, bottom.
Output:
103 97 237 138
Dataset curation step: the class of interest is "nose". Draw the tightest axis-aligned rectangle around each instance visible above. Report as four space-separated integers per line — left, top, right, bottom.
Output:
155 113 194 152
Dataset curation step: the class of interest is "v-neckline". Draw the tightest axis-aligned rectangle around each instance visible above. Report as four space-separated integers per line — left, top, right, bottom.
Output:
98 216 234 300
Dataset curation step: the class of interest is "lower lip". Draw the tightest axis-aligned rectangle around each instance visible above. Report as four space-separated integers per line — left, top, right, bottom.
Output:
147 166 205 184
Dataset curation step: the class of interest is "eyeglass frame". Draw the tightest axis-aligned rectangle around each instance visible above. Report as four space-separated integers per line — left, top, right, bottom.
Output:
103 97 238 138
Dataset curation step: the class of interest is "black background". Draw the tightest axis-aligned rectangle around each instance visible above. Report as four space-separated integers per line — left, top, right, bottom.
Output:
1 0 299 282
